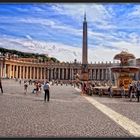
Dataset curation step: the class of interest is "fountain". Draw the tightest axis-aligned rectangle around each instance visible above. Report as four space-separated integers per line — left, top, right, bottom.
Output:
111 50 139 90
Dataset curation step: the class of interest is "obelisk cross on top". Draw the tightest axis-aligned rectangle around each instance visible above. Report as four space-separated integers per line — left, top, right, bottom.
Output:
81 12 89 81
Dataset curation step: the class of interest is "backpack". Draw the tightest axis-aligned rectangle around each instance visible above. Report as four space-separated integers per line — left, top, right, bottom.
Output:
108 87 110 92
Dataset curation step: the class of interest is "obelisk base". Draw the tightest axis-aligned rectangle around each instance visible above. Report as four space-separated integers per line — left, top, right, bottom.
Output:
81 72 89 81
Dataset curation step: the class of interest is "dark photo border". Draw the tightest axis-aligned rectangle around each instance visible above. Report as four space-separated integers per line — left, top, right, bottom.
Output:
0 1 140 140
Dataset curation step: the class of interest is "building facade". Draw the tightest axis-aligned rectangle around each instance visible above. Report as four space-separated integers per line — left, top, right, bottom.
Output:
0 56 140 81
1 55 140 81
0 55 110 81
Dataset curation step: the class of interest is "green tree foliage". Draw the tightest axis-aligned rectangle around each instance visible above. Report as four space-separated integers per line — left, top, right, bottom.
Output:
0 47 60 63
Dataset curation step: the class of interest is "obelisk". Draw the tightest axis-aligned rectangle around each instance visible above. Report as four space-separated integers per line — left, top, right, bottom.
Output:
81 13 89 81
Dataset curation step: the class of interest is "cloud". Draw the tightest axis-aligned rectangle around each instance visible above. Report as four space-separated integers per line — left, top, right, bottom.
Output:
1 4 140 63
128 5 140 17
51 4 114 29
1 35 140 64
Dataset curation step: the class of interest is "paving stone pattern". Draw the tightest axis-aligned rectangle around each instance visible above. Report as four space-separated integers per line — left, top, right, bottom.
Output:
0 80 132 137
93 95 140 126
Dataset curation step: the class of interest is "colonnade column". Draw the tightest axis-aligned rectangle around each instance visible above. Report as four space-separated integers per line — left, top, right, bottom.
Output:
98 69 100 80
97 69 100 80
26 66 29 79
102 69 104 80
12 65 14 78
58 68 60 80
19 66 21 79
91 69 93 80
66 68 68 80
62 68 64 80
3 64 6 78
70 69 72 80
40 67 42 80
107 69 109 80
72 69 74 80
89 69 92 80
23 66 25 79
37 67 39 79
96 69 98 80
103 69 105 80
51 68 53 80
9 65 11 78
54 68 56 80
43 67 46 80
95 69 97 80
7 65 10 78
30 67 32 79
69 69 71 80
47 68 50 80
16 65 19 78
33 67 35 79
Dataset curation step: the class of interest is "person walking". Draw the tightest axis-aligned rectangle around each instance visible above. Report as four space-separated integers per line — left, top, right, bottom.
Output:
24 81 28 95
19 79 21 85
136 81 140 102
129 83 137 101
35 82 39 95
120 82 125 98
38 82 42 92
43 81 50 102
128 82 133 98
108 85 113 97
0 78 3 94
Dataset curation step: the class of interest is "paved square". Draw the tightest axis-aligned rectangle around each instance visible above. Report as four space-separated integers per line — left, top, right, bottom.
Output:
0 79 137 137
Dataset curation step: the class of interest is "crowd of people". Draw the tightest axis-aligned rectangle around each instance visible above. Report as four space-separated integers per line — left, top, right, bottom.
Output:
128 81 140 102
23 79 50 102
1 77 140 102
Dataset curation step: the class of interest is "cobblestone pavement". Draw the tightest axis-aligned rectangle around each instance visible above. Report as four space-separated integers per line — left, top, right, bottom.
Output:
0 80 133 137
92 95 140 126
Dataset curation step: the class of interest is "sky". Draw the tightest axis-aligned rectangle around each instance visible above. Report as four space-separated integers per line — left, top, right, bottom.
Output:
0 3 140 63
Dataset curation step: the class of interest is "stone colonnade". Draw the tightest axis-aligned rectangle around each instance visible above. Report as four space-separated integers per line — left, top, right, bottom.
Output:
0 59 111 81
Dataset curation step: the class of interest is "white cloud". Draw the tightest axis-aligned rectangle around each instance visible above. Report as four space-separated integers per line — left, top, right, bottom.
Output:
51 4 114 29
1 35 140 63
128 5 140 17
1 4 140 63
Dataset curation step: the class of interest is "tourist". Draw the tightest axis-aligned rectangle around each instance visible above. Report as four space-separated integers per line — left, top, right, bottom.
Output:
35 82 39 95
38 82 42 91
81 82 86 94
0 78 3 94
32 82 37 94
19 79 21 85
128 83 133 98
119 82 125 98
24 81 28 94
89 84 93 96
82 82 85 94
108 84 113 97
129 83 137 101
136 81 140 102
43 81 50 102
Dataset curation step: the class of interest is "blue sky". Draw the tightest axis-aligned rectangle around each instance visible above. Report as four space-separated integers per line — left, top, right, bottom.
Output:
0 3 140 62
